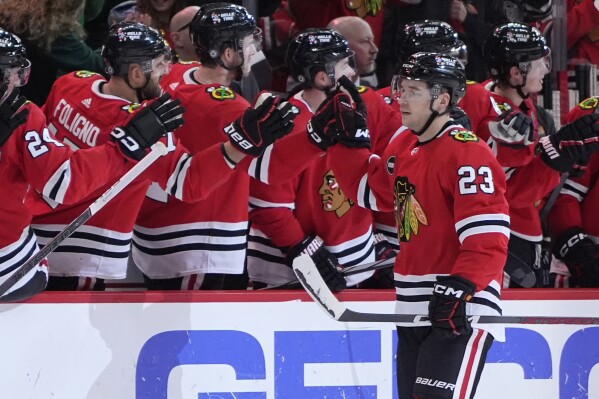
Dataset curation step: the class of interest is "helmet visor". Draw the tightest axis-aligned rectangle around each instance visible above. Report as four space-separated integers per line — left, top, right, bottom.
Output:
143 51 172 76
3 58 31 87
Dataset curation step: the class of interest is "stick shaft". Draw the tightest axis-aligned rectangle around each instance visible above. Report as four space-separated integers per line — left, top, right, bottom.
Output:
0 143 167 297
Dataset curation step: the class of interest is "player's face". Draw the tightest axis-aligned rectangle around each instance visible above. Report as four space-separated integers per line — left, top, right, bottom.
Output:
241 30 261 77
141 53 171 100
398 79 438 131
318 171 345 211
523 56 550 94
333 56 356 81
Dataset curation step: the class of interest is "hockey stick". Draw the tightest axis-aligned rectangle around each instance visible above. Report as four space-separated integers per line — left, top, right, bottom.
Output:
258 256 396 290
292 254 599 325
0 142 168 297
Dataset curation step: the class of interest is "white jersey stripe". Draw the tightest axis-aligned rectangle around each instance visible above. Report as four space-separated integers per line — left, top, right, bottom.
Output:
43 159 72 203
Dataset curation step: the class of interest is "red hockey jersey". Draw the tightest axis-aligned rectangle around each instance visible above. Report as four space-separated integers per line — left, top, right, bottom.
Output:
461 82 560 241
1 101 129 285
549 97 599 241
28 71 239 279
329 122 509 334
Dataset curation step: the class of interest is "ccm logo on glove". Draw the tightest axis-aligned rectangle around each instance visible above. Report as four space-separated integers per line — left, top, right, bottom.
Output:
433 283 473 300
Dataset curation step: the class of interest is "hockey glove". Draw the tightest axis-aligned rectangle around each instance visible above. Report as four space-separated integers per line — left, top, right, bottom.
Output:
286 235 347 292
488 111 536 148
334 75 371 149
554 227 599 287
429 275 476 338
538 114 599 172
111 93 185 161
449 106 472 131
225 93 296 157
0 84 28 147
307 92 344 150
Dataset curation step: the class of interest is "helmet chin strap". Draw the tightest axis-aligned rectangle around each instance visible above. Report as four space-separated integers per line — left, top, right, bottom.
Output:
509 68 530 100
413 93 451 136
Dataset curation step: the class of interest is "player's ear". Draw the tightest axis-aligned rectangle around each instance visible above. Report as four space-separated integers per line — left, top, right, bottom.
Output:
128 63 144 85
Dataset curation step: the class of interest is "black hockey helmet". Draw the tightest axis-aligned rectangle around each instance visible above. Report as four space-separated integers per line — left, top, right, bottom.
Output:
397 20 467 65
286 28 354 86
102 22 171 77
0 28 30 87
399 52 466 106
484 22 550 77
190 2 259 61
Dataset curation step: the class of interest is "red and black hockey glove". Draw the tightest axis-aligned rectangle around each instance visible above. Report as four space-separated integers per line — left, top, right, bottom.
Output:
333 76 371 149
488 110 536 148
0 84 28 147
225 93 297 157
429 275 476 338
307 91 345 150
538 113 599 172
286 235 347 292
554 227 599 287
111 93 185 161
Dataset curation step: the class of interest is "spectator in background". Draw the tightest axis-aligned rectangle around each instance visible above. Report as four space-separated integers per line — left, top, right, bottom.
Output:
327 16 380 88
108 0 138 26
0 0 105 106
134 0 185 47
169 6 200 61
567 0 599 66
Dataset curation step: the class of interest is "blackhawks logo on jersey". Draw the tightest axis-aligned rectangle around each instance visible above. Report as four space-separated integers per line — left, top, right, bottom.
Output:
319 169 354 218
207 85 236 101
579 97 599 110
75 70 99 78
394 176 428 242
121 103 141 113
357 85 368 94
345 0 382 18
449 129 479 143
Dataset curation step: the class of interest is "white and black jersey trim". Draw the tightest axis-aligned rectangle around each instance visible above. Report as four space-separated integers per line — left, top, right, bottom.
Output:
42 159 72 203
248 144 273 183
395 273 503 315
357 156 381 211
133 226 247 255
249 196 295 210
165 153 192 200
560 179 588 202
455 213 510 243
375 223 400 250
34 226 131 259
0 228 38 277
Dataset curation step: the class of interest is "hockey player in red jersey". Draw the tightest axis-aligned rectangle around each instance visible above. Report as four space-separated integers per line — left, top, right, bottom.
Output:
461 22 599 287
549 98 599 287
0 28 179 300
248 28 402 290
132 3 339 290
27 22 294 290
327 55 509 399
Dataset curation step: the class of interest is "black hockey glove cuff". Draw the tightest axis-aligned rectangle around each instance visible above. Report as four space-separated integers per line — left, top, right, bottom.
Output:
429 275 476 338
554 227 599 287
449 106 472 131
0 84 28 147
111 93 185 161
226 93 297 157
286 235 347 292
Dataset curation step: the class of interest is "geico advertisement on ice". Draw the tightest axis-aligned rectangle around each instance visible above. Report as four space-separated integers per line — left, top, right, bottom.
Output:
0 297 598 398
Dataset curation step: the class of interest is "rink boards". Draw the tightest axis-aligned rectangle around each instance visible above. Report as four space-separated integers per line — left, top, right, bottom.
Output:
1 289 598 399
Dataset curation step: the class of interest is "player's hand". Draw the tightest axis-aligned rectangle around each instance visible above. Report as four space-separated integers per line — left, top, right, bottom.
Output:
286 235 347 292
0 83 28 147
307 91 346 150
111 93 185 161
334 75 371 149
225 92 297 157
428 275 476 338
554 227 599 287
488 110 536 148
538 113 599 172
